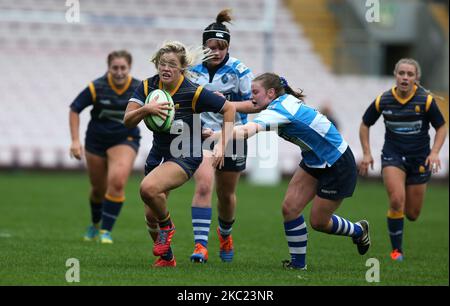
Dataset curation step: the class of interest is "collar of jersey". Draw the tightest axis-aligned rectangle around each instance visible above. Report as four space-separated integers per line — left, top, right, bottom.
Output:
107 73 132 96
159 75 184 96
203 53 230 81
391 85 417 104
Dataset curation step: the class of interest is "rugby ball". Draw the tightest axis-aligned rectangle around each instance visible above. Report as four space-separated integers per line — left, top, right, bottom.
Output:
144 89 175 133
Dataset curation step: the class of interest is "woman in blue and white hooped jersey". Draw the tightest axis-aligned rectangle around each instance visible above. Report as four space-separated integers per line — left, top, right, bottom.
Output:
212 72 372 270
187 9 259 264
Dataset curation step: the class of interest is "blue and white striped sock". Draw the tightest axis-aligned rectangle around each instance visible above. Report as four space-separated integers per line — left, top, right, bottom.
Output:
330 215 363 238
192 207 212 247
284 215 308 268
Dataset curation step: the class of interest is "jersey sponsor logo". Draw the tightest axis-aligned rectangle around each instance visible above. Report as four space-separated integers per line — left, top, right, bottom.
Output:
99 99 112 105
382 110 393 115
385 120 422 135
415 105 421 113
98 109 125 123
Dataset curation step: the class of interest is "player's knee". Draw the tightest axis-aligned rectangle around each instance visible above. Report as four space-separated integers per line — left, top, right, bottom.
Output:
389 193 405 211
108 179 126 195
406 210 420 221
309 216 328 232
195 181 213 200
140 182 160 204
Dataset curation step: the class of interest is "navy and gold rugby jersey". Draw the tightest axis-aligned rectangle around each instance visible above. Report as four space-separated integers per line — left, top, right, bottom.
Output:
70 73 141 138
129 74 226 156
362 85 446 155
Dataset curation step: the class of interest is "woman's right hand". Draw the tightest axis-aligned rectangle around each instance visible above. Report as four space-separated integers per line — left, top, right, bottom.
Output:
358 153 374 176
143 94 172 120
70 140 83 160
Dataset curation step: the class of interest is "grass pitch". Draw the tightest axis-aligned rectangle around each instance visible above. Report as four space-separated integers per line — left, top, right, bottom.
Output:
0 171 448 286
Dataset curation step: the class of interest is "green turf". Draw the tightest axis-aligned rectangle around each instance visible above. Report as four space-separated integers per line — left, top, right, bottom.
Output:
0 171 448 285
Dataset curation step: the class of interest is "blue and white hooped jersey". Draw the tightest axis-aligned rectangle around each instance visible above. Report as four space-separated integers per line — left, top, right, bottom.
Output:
189 56 253 131
253 94 348 168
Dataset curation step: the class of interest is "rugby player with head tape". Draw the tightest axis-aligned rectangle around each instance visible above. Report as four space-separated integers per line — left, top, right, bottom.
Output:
188 9 258 264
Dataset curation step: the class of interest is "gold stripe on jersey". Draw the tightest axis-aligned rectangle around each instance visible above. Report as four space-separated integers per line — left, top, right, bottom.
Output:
143 79 149 97
191 86 204 113
425 94 433 112
88 82 96 102
107 73 133 96
159 75 185 96
391 85 418 104
375 94 382 113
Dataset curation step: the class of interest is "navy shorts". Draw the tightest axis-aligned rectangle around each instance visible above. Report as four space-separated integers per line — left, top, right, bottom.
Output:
204 138 247 172
381 150 431 185
300 147 357 201
144 147 203 178
85 133 140 158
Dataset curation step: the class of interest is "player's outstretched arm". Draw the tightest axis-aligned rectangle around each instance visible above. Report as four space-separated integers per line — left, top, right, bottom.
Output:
212 91 261 114
211 121 262 142
234 122 261 140
232 100 264 114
